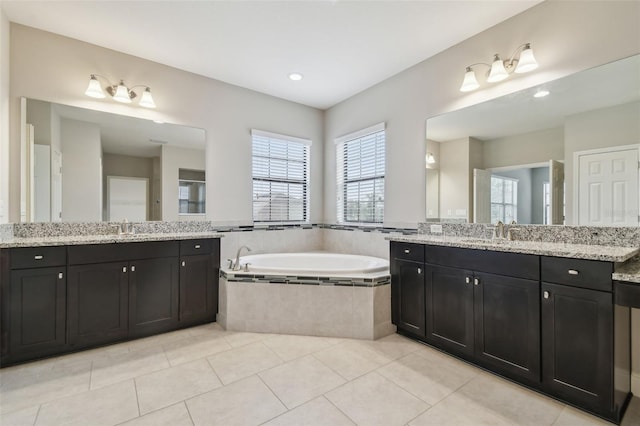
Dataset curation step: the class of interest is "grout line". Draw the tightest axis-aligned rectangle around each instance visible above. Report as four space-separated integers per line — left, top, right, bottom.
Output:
183 400 196 426
203 356 224 386
323 394 358 426
132 378 142 417
256 374 290 412
31 405 42 426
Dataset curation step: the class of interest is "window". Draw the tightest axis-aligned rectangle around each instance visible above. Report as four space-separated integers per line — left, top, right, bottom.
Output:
336 123 385 223
251 130 310 223
543 181 551 225
178 169 205 214
491 175 518 224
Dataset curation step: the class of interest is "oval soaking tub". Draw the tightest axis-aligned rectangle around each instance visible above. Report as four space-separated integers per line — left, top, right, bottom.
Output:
238 252 388 275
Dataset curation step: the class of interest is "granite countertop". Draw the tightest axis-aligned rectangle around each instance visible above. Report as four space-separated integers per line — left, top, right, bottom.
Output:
0 232 224 248
388 234 639 263
614 255 640 284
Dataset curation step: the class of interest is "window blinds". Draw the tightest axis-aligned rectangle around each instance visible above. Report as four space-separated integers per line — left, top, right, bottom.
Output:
251 130 310 223
336 124 385 223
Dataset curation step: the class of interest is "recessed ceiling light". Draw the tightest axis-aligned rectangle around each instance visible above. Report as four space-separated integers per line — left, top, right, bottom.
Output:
534 90 550 98
288 72 303 81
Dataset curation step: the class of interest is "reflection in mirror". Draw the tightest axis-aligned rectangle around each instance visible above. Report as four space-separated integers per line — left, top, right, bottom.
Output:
426 54 640 225
23 99 206 222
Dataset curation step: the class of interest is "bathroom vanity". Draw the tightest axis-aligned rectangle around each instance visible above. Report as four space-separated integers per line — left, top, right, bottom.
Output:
0 234 221 366
389 236 639 424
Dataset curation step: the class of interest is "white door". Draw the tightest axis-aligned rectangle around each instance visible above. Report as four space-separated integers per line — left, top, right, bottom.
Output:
549 160 564 225
50 150 62 222
33 144 51 222
107 176 148 222
473 168 492 224
577 147 639 226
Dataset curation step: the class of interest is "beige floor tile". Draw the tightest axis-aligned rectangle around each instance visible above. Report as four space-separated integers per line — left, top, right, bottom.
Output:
0 358 91 414
126 327 197 353
262 334 333 361
457 373 564 425
313 340 392 380
352 333 423 361
135 359 222 414
163 332 233 366
185 375 286 426
119 402 193 426
621 396 640 426
377 351 478 405
325 371 429 426
552 406 610 426
408 392 513 426
35 380 138 426
0 405 40 426
207 341 283 385
259 355 346 409
223 331 274 348
90 345 169 389
262 396 355 426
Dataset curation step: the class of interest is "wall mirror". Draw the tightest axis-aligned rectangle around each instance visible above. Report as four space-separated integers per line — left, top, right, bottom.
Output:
21 99 206 223
425 54 640 226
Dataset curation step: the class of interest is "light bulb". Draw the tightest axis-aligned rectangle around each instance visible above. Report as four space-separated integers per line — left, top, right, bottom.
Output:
487 55 509 83
138 87 156 108
460 68 479 92
426 153 436 164
112 81 132 103
515 44 538 73
85 75 105 99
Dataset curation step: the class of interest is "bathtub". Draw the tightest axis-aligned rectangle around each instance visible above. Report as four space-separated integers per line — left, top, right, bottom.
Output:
237 252 389 275
218 252 394 339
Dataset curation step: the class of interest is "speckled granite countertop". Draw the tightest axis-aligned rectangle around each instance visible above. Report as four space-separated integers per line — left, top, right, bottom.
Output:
388 234 639 263
614 255 640 284
0 232 224 248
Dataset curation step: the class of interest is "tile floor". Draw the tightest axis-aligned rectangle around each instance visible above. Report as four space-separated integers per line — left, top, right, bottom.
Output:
1 323 639 426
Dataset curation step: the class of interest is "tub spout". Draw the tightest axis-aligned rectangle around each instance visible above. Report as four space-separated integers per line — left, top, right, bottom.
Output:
233 246 251 271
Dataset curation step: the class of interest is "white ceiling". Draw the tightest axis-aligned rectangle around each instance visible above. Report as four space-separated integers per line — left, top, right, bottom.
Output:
2 0 541 109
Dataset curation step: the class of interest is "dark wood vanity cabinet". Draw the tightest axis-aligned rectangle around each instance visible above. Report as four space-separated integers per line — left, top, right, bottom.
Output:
391 243 426 338
390 243 631 423
2 247 67 362
540 257 629 421
1 238 220 366
179 239 220 326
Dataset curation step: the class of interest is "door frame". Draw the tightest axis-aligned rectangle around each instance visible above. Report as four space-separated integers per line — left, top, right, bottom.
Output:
573 144 639 225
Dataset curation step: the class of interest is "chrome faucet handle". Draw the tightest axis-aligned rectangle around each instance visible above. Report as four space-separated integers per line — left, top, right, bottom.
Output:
226 259 234 269
243 263 251 272
110 224 122 235
507 227 520 241
494 221 505 239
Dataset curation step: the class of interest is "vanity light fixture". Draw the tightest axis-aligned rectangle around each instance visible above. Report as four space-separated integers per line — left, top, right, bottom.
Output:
84 74 156 108
426 152 436 164
460 43 538 92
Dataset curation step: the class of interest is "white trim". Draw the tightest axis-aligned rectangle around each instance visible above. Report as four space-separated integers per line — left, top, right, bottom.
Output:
251 129 312 146
335 122 385 145
633 372 640 396
572 144 640 225
488 161 554 173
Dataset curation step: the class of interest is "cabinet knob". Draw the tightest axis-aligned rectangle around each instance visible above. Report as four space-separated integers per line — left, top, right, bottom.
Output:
417 267 422 275
543 291 550 299
465 277 471 284
58 272 63 279
568 269 579 275
181 261 186 267
34 255 43 260
194 244 201 249
404 249 410 254
122 266 127 273
131 265 136 272
474 278 479 286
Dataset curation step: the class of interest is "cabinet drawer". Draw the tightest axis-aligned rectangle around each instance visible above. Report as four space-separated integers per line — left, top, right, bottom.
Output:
10 246 66 269
541 256 612 291
68 241 179 265
180 239 213 256
392 242 424 263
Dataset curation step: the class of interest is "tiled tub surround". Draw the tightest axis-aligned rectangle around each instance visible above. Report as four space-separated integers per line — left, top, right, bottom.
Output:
219 268 394 340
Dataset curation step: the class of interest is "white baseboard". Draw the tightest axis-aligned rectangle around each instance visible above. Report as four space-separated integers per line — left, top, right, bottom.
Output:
633 372 640 396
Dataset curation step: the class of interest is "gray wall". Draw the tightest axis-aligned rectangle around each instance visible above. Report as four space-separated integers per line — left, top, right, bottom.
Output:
0 8 8 223
102 153 156 221
531 166 549 225
483 127 563 170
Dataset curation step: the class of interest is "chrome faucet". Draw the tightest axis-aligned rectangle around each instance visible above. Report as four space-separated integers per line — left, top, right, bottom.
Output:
494 220 505 239
233 245 251 271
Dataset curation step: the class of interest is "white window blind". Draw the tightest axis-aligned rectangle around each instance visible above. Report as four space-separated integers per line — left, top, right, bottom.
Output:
252 130 310 223
336 124 385 223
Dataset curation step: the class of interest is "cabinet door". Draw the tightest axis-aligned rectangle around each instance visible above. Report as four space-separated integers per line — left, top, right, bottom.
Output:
9 267 66 360
474 272 540 384
67 262 128 348
129 257 179 337
541 283 613 415
392 259 426 337
425 265 474 357
426 265 473 356
179 254 214 325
